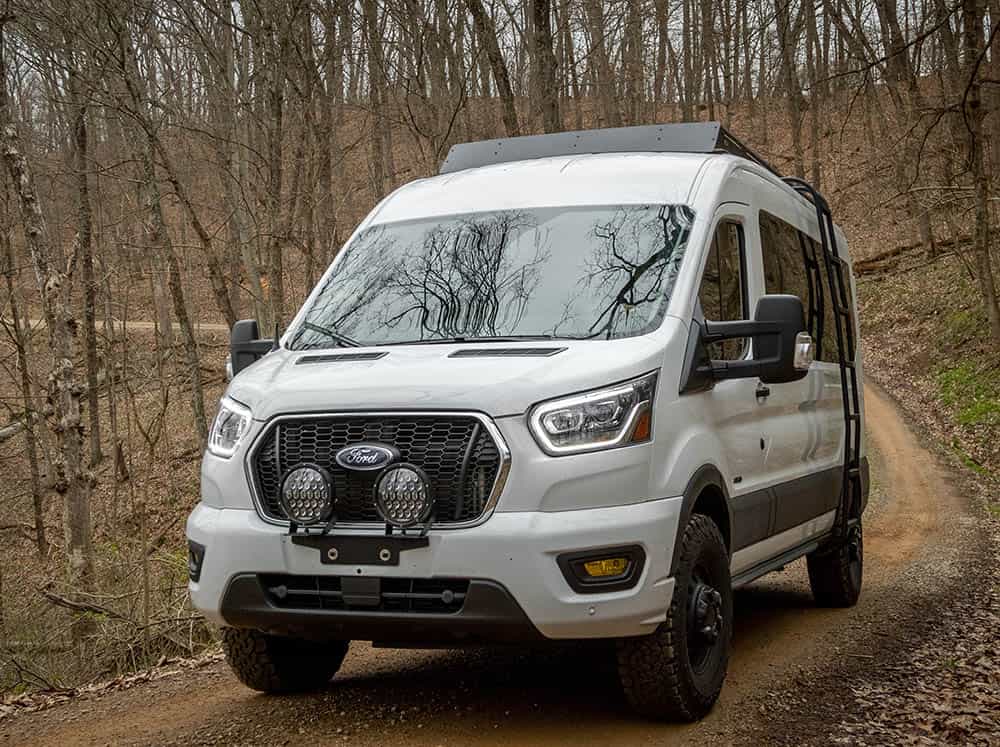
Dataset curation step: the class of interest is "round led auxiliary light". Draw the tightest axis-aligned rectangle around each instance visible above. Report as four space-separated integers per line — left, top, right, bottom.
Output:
280 465 334 525
374 463 434 528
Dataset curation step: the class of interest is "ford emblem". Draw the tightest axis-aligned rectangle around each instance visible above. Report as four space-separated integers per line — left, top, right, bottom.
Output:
335 443 400 471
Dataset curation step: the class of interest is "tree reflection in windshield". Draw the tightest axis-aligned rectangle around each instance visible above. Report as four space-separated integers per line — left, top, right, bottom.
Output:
576 204 694 339
381 211 548 338
288 204 695 349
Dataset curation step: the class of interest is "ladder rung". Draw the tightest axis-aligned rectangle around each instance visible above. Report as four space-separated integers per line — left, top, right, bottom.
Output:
836 307 852 317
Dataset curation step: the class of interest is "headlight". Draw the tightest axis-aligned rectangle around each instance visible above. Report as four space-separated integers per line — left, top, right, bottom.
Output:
207 397 252 458
529 371 658 455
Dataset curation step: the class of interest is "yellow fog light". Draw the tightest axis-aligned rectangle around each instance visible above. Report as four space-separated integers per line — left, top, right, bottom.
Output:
558 545 645 593
583 557 629 578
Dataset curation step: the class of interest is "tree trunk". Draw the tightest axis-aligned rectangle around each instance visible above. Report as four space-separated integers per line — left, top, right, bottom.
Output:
0 18 93 614
137 140 209 444
623 0 643 125
1 221 46 558
150 136 237 328
774 0 805 177
465 0 520 136
361 0 389 199
583 0 621 127
962 0 1000 343
681 0 694 120
804 0 823 188
68 62 102 467
532 0 561 132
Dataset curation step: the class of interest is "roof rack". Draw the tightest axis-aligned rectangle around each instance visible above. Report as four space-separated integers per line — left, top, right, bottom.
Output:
439 121 781 177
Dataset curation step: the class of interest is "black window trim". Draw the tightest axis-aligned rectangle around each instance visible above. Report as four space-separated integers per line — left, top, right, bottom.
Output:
696 215 750 361
757 208 839 365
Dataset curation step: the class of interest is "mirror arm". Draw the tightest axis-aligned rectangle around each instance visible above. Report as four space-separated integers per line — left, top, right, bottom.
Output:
702 319 783 342
703 354 782 381
697 319 787 383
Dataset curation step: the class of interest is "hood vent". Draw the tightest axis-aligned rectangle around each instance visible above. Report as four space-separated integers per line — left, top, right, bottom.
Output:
296 351 388 365
449 347 567 359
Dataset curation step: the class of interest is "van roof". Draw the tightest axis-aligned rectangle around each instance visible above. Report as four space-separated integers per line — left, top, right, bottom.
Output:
369 151 721 224
439 121 778 176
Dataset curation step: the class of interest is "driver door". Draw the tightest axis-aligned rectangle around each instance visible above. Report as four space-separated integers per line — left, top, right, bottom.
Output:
694 206 772 552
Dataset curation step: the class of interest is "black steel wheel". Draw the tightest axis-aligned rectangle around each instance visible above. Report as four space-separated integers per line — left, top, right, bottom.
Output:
686 567 725 673
616 513 732 721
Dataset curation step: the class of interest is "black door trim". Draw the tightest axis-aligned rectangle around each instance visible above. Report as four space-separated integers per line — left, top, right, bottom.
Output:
770 465 842 536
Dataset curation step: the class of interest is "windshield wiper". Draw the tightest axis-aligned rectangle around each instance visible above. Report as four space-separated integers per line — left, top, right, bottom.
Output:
385 334 565 346
299 321 361 347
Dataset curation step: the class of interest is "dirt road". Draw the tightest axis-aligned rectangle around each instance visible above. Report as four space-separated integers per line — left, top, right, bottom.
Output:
1 384 981 746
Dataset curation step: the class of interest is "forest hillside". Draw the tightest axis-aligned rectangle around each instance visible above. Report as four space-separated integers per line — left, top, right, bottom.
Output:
0 3 994 736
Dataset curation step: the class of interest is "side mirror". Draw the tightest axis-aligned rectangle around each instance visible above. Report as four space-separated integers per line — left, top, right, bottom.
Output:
680 294 811 392
746 294 812 384
229 319 274 379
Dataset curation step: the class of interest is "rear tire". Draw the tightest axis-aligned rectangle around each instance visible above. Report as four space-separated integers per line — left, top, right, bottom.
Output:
616 513 732 721
807 522 863 607
222 628 349 693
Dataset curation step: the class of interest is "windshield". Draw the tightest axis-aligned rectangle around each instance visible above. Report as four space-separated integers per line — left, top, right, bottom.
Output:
287 204 695 349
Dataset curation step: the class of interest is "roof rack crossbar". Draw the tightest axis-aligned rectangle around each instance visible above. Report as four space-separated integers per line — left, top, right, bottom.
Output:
439 122 782 177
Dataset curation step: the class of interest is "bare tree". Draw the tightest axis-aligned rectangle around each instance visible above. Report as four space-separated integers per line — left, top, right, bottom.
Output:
0 12 94 615
962 0 1000 342
465 0 520 136
531 0 561 132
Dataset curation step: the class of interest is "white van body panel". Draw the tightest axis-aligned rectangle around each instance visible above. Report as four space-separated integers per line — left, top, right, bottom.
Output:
190 149 866 641
229 323 677 422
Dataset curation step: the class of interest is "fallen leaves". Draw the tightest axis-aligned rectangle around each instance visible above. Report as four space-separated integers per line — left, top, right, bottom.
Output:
0 648 223 721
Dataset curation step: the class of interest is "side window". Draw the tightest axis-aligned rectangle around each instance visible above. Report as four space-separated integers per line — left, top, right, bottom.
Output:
697 220 746 360
759 210 840 363
759 211 810 303
812 242 843 363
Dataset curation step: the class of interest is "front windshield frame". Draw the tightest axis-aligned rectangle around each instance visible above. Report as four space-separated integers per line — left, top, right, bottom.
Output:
286 203 696 351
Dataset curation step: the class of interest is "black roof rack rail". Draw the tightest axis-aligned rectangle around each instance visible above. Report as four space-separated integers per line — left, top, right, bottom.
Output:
439 121 781 177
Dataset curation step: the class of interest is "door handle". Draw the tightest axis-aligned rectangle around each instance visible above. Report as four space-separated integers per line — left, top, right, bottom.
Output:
755 383 771 399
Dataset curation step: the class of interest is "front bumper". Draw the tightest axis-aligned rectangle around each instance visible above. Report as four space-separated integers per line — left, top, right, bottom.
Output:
220 575 544 644
187 497 681 641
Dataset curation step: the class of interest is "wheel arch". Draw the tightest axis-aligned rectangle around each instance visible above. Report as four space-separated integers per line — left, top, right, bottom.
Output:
669 465 734 575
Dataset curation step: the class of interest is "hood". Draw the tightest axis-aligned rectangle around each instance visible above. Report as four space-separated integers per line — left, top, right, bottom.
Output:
226 318 685 421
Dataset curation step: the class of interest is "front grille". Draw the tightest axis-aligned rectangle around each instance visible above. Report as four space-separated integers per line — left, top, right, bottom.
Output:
260 574 470 614
250 415 503 524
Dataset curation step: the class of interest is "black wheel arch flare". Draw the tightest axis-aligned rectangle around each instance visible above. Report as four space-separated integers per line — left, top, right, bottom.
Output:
670 465 735 575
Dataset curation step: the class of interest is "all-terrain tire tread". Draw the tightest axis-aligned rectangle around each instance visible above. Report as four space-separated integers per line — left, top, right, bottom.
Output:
616 514 730 722
222 628 348 693
807 525 862 608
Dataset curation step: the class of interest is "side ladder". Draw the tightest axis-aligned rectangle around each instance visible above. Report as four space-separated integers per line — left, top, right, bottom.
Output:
782 177 863 539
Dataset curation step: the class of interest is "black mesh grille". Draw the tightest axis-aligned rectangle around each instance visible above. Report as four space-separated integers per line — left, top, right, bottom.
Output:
251 415 503 524
260 574 470 614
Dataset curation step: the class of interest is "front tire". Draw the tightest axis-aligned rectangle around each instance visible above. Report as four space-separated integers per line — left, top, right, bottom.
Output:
616 513 732 721
222 628 350 693
807 522 863 607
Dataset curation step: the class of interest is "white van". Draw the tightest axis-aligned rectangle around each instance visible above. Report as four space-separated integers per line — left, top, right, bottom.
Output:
187 123 867 721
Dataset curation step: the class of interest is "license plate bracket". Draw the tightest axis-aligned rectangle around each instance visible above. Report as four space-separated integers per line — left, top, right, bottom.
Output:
289 534 429 566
